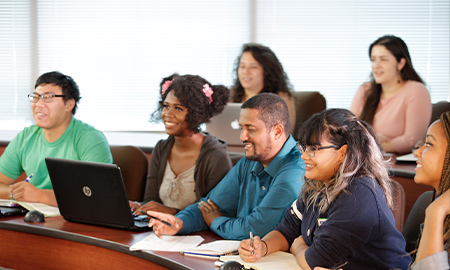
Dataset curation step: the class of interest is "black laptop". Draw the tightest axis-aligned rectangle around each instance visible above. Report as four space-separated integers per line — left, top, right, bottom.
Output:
45 157 150 231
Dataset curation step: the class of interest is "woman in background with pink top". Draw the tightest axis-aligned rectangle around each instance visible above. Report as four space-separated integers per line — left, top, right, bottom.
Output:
350 35 432 154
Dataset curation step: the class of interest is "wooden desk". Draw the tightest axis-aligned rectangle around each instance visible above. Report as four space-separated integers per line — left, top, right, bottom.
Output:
0 215 221 270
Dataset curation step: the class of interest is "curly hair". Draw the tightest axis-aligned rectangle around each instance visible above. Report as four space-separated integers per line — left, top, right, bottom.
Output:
34 71 81 115
150 73 230 132
230 43 292 102
359 35 425 125
297 108 392 213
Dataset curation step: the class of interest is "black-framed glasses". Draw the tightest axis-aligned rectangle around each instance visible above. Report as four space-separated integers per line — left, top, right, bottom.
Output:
297 143 341 158
28 93 66 103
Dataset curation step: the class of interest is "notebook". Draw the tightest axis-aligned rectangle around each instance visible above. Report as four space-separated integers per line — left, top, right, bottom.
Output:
205 103 243 146
45 157 151 231
181 240 240 259
220 251 303 270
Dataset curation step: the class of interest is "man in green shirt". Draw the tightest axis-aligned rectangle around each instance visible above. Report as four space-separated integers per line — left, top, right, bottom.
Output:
0 71 112 206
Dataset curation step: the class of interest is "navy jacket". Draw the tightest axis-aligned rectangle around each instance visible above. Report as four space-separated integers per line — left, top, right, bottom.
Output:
275 176 411 270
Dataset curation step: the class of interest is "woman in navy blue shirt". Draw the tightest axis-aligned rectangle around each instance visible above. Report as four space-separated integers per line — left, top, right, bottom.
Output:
238 108 410 270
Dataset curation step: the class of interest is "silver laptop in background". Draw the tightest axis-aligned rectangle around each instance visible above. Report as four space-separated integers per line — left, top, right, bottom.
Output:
204 103 243 146
45 157 151 231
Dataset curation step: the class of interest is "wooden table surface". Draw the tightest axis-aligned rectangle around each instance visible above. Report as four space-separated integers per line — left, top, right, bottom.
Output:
0 215 222 270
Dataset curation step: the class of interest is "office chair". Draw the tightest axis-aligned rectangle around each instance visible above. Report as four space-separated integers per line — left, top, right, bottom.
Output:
430 101 450 125
110 145 149 202
391 179 406 232
292 91 327 138
402 190 433 253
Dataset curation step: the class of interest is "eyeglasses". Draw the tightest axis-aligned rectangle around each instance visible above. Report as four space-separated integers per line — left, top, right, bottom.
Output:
297 143 341 158
28 93 66 103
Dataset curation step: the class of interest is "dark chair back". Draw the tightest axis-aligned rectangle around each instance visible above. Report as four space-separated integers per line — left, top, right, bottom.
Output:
430 101 450 125
292 91 326 138
402 190 433 253
110 145 149 202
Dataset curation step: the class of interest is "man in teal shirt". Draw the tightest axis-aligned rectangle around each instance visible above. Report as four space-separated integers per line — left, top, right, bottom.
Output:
146 93 305 240
0 71 112 206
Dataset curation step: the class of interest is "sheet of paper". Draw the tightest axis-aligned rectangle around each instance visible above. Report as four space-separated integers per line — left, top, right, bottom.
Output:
395 152 417 162
16 202 60 217
186 240 240 254
129 232 204 252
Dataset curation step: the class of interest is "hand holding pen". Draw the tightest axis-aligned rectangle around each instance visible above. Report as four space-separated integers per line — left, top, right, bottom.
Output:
10 173 35 201
238 233 263 262
139 210 174 227
145 210 183 238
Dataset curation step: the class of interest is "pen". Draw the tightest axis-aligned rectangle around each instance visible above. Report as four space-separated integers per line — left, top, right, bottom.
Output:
24 174 33 182
250 231 254 255
330 261 348 270
139 210 174 227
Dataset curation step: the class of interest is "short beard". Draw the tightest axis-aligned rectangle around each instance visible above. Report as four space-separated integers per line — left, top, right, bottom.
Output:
245 135 272 163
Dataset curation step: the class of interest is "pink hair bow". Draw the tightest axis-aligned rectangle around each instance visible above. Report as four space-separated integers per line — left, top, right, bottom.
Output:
161 79 173 95
203 84 213 104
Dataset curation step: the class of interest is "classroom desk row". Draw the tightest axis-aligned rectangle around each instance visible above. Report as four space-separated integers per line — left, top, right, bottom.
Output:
0 215 221 270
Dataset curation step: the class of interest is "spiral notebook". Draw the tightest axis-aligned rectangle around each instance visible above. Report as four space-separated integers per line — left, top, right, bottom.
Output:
181 240 240 259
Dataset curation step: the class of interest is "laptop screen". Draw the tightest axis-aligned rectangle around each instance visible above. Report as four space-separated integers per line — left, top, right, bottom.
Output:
205 103 242 146
45 157 149 230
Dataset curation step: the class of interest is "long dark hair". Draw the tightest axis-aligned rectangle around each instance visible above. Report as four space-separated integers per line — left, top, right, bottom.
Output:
297 109 392 213
359 35 424 124
230 43 292 102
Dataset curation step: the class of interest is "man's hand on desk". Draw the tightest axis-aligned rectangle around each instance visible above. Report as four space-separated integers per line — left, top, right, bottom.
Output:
198 199 223 227
147 210 183 238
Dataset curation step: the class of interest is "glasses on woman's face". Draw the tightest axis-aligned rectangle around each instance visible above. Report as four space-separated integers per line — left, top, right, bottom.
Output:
296 143 341 158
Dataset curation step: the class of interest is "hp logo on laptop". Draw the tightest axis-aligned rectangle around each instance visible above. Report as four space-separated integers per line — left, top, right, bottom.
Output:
83 186 92 197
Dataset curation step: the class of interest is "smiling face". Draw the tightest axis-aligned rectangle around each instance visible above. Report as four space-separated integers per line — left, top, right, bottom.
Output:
414 120 447 190
239 108 277 167
161 90 190 136
238 52 265 94
32 83 74 136
370 45 405 85
301 136 347 184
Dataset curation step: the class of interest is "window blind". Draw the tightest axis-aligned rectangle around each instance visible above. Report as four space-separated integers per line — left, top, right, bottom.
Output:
0 0 35 129
1 0 249 131
0 0 448 133
255 0 449 109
